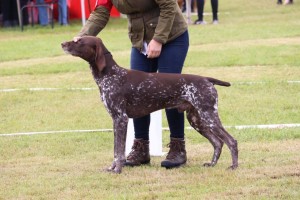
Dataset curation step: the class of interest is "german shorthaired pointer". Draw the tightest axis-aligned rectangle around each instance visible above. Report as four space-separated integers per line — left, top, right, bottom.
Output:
61 36 238 174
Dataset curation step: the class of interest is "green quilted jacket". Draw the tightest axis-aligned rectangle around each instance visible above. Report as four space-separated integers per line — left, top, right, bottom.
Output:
78 0 188 51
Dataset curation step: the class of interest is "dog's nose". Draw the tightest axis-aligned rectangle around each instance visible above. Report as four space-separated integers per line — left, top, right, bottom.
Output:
61 42 67 47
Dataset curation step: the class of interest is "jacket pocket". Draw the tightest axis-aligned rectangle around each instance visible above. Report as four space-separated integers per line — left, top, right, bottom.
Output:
144 18 157 42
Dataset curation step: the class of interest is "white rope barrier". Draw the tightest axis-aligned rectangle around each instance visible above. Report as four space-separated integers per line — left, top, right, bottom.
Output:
1 80 299 93
1 123 299 137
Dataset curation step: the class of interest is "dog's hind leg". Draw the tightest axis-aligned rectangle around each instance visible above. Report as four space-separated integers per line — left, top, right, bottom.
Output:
187 108 224 167
212 123 238 170
199 110 238 170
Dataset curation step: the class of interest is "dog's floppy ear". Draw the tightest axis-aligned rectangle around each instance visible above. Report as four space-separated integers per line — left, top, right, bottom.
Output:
95 39 106 72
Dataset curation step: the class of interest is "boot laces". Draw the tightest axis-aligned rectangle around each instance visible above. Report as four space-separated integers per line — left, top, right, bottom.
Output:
166 141 184 160
127 140 146 160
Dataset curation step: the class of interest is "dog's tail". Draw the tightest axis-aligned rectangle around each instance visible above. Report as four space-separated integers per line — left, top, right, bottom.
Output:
207 77 231 87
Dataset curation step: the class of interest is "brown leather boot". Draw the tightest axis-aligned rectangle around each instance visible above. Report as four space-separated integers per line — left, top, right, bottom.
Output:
161 137 187 169
125 139 150 166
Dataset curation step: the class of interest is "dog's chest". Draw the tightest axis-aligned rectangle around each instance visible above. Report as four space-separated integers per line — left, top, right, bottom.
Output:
94 65 127 113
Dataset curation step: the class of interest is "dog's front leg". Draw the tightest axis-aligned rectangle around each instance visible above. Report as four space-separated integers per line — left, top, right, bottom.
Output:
107 114 128 174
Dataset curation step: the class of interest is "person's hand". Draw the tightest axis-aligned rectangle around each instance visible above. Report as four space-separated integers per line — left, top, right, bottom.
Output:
147 39 162 58
73 37 81 42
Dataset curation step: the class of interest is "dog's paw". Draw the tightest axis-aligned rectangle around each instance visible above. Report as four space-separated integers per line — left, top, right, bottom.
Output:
203 162 216 167
113 167 122 174
227 164 238 170
105 166 122 174
106 161 123 174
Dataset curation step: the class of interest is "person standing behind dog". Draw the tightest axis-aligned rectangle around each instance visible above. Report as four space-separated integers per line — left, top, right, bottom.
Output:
195 0 219 25
75 0 189 169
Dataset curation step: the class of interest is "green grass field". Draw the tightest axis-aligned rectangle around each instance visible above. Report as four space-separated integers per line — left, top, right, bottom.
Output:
0 1 300 199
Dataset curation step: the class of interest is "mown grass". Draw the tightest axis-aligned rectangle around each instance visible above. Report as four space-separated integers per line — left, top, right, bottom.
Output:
1 132 299 199
0 0 300 199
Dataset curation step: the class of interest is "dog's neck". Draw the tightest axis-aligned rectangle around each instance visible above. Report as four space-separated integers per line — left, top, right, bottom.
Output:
104 52 116 67
89 51 126 78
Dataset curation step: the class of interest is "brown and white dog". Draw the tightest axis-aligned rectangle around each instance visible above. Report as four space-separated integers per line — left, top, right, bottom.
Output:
61 36 238 173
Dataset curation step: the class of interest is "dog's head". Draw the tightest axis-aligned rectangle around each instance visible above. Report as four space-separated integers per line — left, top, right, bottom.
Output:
61 36 108 71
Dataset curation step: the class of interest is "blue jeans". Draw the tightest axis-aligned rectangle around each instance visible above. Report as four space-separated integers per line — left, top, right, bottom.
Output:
36 0 48 25
130 31 189 140
58 0 68 25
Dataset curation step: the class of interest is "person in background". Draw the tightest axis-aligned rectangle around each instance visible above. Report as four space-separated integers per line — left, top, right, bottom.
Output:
1 0 28 27
58 0 68 25
75 0 189 169
36 0 68 26
0 2 2 26
36 0 49 26
181 0 195 13
195 0 219 25
21 0 29 26
1 0 18 27
277 0 293 4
